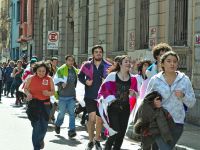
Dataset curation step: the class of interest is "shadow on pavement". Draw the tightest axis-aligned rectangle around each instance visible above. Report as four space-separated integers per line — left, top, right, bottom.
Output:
18 115 28 119
47 125 67 132
49 135 82 146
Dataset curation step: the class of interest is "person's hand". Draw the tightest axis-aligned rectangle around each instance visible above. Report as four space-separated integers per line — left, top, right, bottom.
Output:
111 98 117 103
42 90 50 96
15 71 20 74
86 80 93 86
174 90 184 98
153 96 162 108
62 83 67 88
129 89 136 97
26 93 32 101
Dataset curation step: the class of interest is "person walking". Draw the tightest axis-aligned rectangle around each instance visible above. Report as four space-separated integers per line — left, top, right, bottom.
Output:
20 56 27 69
12 60 24 106
0 62 4 101
2 62 7 95
135 59 152 93
145 51 196 150
78 45 112 150
48 57 58 123
98 55 138 150
24 61 55 150
54 55 78 138
4 61 14 97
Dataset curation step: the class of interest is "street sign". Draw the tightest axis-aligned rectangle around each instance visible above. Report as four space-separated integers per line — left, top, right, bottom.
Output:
47 31 59 50
3 48 9 57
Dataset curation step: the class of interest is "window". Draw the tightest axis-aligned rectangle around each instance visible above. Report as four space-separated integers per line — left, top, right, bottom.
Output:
13 3 15 18
57 6 59 30
85 0 89 53
118 0 125 51
174 0 188 46
140 0 149 49
51 10 53 30
24 2 27 22
70 0 74 7
17 1 20 22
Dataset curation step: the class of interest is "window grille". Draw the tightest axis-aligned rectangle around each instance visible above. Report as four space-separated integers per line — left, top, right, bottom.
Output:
140 0 149 49
174 0 188 46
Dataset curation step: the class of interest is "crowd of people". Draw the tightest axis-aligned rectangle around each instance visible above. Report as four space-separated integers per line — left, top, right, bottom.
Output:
1 42 196 150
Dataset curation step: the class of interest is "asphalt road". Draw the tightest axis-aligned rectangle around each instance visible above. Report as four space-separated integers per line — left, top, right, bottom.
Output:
0 95 141 150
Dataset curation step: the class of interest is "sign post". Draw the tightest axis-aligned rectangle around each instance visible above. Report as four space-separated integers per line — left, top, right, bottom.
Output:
47 31 59 57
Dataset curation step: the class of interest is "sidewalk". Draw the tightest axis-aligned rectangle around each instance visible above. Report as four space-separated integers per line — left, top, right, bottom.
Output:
126 122 200 150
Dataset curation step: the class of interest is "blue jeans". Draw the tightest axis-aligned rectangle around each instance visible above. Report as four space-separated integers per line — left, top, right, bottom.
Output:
55 98 76 132
31 104 51 150
156 125 183 150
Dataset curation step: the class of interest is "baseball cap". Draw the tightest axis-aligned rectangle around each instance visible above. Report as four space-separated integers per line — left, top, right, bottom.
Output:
30 58 37 64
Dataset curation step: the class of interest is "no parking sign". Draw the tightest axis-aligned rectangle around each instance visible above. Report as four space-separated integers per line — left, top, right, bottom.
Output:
47 31 59 50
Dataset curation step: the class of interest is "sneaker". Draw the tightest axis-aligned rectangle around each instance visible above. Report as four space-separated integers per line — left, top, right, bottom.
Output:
101 132 107 141
55 125 60 134
40 141 44 149
93 139 102 150
68 130 77 138
11 95 14 98
81 120 86 126
18 100 23 107
85 141 94 150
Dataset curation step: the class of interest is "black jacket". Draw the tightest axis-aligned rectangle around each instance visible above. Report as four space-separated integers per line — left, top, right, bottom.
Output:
26 98 50 122
134 91 175 149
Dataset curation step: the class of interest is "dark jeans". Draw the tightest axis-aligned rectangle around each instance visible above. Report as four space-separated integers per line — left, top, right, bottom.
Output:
106 105 130 150
2 80 6 94
6 81 13 95
156 125 183 150
31 104 51 150
15 84 20 100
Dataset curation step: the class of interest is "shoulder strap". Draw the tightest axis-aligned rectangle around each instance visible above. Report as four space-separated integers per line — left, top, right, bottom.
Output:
162 79 181 104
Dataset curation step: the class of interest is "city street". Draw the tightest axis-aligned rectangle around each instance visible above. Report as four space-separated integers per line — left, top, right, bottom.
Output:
0 95 141 150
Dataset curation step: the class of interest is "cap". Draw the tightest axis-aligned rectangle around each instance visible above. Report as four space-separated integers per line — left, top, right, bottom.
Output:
30 58 37 64
114 56 121 62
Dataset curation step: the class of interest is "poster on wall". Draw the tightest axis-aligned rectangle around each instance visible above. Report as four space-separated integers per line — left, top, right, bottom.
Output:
150 39 155 48
129 42 134 49
150 28 156 37
195 35 200 44
129 32 134 40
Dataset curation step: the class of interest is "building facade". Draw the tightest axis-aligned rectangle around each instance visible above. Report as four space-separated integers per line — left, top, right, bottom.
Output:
34 0 200 126
15 0 34 61
0 0 12 62
10 0 20 60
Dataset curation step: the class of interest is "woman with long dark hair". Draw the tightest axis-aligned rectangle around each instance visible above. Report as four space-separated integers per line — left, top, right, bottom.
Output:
12 60 24 106
98 55 138 150
24 61 55 150
145 51 196 149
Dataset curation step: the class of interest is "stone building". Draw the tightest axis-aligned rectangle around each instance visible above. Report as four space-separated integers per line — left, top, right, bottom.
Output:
33 0 200 126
